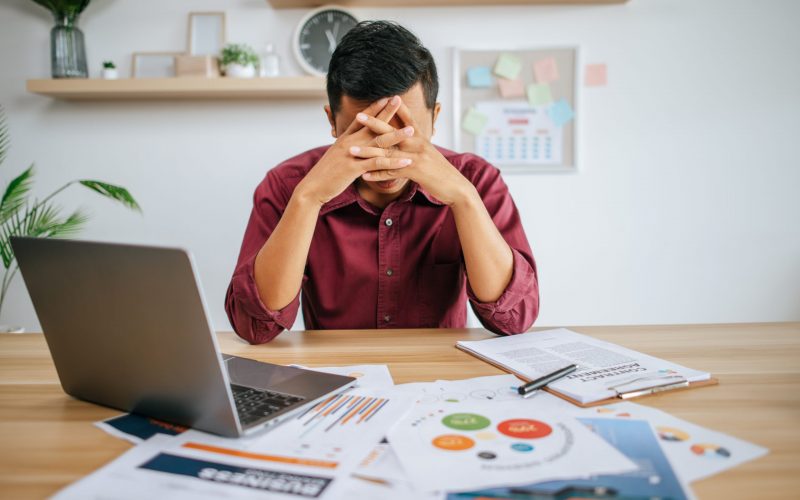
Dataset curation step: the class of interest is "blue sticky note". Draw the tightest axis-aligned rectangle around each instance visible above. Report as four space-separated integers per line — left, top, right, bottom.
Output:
548 98 574 127
467 66 493 88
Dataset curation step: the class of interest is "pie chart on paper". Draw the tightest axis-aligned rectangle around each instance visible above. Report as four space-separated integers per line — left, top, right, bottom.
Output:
656 426 690 442
690 443 732 459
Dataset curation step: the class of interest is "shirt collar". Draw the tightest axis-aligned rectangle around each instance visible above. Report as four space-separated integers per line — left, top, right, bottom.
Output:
320 180 445 216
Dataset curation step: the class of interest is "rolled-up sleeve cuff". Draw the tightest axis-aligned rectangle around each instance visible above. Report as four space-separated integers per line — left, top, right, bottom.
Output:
229 257 302 343
467 248 538 333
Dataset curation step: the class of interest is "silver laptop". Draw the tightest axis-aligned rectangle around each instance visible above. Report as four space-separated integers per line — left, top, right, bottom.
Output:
11 237 356 437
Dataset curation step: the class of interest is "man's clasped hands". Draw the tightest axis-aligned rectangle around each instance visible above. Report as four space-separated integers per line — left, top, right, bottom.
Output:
295 95 474 208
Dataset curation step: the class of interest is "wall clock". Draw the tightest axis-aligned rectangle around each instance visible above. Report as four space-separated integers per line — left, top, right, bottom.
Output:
293 5 359 76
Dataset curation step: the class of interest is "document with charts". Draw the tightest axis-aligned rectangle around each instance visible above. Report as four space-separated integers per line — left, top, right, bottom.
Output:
387 399 636 493
56 387 415 499
457 328 712 404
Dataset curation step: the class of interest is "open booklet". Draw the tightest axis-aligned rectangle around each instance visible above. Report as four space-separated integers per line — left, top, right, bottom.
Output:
457 328 714 405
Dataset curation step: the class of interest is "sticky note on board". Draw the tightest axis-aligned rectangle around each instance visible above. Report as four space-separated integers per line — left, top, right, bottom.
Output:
548 98 574 127
462 108 488 135
466 66 493 88
526 83 553 106
584 63 607 86
534 57 559 84
498 78 525 98
493 53 522 80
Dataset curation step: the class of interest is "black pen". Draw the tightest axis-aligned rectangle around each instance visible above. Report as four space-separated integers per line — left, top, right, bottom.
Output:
517 364 577 398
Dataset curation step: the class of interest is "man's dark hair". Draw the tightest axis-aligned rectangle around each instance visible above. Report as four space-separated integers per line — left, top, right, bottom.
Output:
327 21 439 116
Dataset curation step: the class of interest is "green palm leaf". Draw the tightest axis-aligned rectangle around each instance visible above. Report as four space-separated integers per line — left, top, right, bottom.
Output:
0 165 34 224
79 180 141 212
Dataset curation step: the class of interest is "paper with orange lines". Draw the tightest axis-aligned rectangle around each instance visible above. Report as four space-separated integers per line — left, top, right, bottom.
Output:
55 387 415 499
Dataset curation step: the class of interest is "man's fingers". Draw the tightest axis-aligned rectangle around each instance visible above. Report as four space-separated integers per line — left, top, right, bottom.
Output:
342 97 389 136
372 126 415 149
355 112 395 136
361 156 412 172
350 145 394 159
375 95 402 123
396 102 420 131
362 168 409 182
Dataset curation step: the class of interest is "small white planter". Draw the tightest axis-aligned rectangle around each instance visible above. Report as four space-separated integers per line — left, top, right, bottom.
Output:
0 325 25 334
101 68 118 80
225 63 256 79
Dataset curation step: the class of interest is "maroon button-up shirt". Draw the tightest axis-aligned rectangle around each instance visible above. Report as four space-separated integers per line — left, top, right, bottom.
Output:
225 144 539 344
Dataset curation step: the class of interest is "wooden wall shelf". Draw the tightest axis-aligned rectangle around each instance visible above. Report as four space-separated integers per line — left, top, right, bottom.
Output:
26 77 327 101
268 0 627 7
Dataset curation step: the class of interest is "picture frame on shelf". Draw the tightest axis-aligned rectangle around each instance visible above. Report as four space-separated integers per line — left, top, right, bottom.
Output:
188 12 226 57
131 52 181 78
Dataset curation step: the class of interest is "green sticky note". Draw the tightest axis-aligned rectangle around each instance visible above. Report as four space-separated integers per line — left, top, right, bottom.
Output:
462 108 488 135
493 53 522 80
527 83 553 106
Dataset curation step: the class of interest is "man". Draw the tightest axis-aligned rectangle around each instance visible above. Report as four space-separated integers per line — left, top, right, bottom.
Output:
226 21 538 345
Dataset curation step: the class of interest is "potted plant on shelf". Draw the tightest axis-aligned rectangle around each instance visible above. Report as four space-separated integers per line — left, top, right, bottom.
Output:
220 44 259 79
29 0 92 78
101 61 118 80
0 106 141 332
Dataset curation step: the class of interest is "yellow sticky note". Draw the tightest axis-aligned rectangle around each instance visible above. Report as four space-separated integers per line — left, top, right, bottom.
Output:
462 108 488 135
527 83 553 106
493 53 522 80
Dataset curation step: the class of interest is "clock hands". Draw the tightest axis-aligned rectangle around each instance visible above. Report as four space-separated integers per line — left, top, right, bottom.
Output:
326 22 341 54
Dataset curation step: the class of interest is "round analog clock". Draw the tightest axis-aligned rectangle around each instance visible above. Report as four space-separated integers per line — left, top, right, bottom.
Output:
293 5 359 76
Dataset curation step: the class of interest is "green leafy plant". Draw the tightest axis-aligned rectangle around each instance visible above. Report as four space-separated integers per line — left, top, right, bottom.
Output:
30 0 91 20
102 60 115 69
220 43 259 68
0 106 140 320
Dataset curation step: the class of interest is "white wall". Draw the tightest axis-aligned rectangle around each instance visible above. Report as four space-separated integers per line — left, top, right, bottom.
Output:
0 0 798 332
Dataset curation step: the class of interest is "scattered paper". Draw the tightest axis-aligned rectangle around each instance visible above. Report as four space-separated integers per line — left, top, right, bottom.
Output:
95 413 188 444
461 107 489 135
584 63 608 87
493 53 522 80
388 399 637 492
449 418 693 500
572 402 768 483
466 66 493 88
472 100 563 165
58 387 416 499
548 99 575 127
292 364 395 389
526 83 553 106
497 77 525 98
534 56 559 84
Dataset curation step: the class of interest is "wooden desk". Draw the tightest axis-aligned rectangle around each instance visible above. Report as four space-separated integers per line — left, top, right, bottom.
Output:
1 323 798 498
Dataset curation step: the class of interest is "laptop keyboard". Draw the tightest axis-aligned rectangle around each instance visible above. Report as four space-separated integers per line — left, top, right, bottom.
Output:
231 384 305 427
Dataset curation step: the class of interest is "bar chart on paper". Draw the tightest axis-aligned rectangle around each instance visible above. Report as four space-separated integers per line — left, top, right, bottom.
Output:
297 394 390 437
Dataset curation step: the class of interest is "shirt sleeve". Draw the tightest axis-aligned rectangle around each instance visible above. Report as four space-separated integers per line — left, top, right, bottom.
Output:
225 168 304 344
464 160 540 335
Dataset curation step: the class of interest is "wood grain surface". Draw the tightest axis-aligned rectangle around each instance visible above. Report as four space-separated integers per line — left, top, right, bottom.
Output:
1 323 797 498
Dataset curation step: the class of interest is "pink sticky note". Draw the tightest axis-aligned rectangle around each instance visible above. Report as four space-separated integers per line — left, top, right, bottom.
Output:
584 64 607 87
497 78 525 98
533 57 559 84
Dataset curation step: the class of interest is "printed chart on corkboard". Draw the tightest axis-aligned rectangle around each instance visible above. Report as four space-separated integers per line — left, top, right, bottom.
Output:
453 47 578 173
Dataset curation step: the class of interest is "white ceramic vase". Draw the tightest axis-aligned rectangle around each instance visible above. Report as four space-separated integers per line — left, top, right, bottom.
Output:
225 63 256 79
101 68 118 80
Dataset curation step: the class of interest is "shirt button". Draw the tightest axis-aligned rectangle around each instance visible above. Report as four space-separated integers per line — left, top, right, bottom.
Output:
384 315 391 322
386 268 393 276
384 218 393 227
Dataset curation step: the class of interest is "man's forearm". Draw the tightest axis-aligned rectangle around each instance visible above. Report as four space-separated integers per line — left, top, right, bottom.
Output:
254 189 322 311
451 186 514 303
